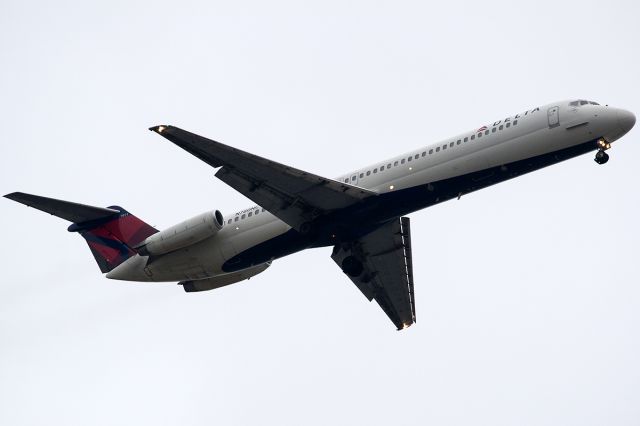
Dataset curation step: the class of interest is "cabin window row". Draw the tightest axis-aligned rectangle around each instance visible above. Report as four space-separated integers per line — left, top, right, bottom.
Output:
226 208 267 224
342 119 518 183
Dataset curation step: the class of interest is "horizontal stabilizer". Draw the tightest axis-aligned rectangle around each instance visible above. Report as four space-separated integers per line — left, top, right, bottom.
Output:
4 192 119 224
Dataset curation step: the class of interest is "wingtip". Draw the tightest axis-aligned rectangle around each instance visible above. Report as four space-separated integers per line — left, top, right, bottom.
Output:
4 192 22 200
149 125 169 134
397 321 414 331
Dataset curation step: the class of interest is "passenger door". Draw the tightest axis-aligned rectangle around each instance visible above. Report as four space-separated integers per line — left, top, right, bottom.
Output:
547 106 560 128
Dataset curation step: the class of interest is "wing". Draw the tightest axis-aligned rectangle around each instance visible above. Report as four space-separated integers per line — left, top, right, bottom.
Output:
332 217 416 330
149 125 376 232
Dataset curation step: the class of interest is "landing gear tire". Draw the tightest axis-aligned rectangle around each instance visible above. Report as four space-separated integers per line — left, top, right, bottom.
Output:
298 222 312 235
341 256 364 277
594 150 609 165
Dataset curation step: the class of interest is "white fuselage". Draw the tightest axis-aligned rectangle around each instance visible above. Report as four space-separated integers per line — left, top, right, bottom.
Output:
107 100 634 282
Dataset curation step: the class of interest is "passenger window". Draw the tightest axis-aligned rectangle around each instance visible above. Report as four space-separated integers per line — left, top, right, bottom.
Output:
513 120 518 125
373 168 377 173
248 212 252 217
449 142 454 148
394 161 398 166
241 214 246 219
344 178 349 183
464 137 468 142
234 217 239 222
414 154 419 160
262 208 265 212
492 128 496 133
367 171 371 176
227 219 232 224
380 165 384 171
407 157 412 162
387 163 392 168
401 159 405 164
359 173 364 178
457 140 461 145
478 132 482 138
436 147 440 152
506 122 511 128
471 135 475 140
499 125 503 130
484 130 489 135
429 149 433 154
255 210 259 215
443 145 447 150
421 152 426 157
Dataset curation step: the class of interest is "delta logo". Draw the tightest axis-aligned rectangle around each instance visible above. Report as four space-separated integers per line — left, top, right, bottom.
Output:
475 106 541 133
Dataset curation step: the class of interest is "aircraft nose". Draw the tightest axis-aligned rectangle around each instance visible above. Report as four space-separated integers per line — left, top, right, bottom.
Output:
617 109 636 135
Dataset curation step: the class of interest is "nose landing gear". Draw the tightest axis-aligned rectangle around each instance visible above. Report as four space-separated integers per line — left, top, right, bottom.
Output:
594 138 611 165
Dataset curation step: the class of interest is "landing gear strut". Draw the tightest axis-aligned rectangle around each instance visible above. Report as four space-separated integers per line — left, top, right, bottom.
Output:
594 138 611 165
594 150 609 165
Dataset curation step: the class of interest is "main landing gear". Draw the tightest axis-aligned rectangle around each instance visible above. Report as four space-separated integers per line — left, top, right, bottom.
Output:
594 138 611 165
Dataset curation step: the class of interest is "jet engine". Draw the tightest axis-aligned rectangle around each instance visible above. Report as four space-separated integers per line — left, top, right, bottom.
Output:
136 210 224 256
181 262 271 292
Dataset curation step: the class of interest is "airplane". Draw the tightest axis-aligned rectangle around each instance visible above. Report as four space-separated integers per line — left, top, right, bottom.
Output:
4 99 635 330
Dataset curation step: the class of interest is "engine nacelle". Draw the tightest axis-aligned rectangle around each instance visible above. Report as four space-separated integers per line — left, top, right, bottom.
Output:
136 210 224 256
182 262 271 292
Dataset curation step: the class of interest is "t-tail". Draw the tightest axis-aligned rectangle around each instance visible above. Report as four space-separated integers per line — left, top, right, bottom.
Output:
4 192 158 272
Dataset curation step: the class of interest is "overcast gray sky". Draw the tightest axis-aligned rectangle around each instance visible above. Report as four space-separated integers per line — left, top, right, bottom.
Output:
1 1 639 425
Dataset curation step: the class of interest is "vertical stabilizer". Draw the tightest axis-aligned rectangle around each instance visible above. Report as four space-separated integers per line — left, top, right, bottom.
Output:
4 192 158 273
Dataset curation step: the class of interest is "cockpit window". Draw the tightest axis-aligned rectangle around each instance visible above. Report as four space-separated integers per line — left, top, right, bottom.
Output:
570 99 600 107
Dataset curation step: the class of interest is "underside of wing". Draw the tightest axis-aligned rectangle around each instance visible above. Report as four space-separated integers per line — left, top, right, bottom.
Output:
150 125 376 231
332 217 416 330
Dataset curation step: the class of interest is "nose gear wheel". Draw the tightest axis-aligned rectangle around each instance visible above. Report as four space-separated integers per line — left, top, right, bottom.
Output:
595 149 609 165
